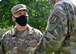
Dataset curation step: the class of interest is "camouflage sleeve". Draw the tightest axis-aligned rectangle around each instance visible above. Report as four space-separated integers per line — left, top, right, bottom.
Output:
32 29 45 54
43 4 68 54
0 35 5 54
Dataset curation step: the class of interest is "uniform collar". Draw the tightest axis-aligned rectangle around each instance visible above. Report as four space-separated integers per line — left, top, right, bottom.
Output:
27 24 34 34
11 24 34 36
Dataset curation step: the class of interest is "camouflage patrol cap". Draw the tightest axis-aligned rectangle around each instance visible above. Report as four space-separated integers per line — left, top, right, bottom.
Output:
11 4 28 15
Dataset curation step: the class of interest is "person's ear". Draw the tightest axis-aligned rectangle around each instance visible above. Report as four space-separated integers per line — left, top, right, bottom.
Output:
12 16 15 21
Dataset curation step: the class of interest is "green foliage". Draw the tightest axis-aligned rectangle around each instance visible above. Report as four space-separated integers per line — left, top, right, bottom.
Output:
0 0 53 32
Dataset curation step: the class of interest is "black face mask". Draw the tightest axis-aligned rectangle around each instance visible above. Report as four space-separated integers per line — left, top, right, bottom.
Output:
15 15 28 26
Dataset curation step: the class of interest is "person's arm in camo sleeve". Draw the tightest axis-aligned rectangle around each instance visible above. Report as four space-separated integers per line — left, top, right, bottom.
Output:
33 3 68 54
43 3 68 54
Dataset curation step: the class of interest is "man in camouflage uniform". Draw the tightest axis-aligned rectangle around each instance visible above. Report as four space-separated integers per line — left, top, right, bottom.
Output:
43 0 76 54
33 0 76 54
0 4 42 54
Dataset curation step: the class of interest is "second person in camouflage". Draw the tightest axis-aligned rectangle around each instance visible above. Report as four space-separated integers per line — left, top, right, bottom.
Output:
33 0 76 54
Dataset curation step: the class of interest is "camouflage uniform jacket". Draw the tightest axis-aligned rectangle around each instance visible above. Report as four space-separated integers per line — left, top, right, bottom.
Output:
0 25 42 54
43 0 76 54
33 0 76 54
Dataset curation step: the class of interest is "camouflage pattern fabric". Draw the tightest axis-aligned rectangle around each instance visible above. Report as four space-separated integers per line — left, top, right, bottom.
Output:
33 0 76 54
43 0 76 54
0 25 42 54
